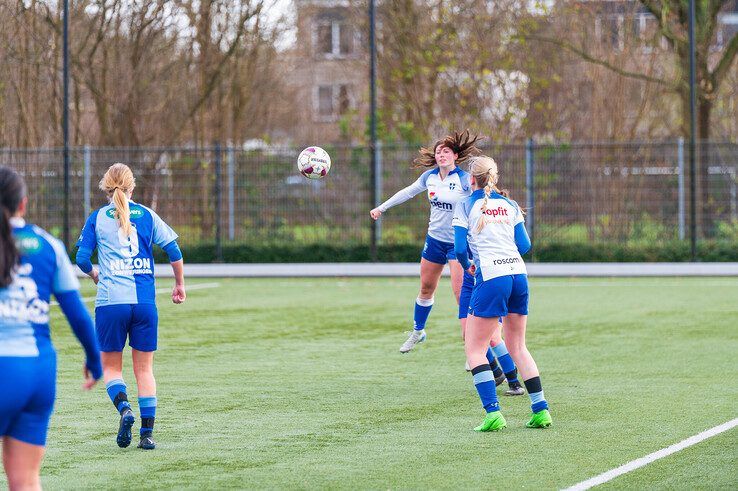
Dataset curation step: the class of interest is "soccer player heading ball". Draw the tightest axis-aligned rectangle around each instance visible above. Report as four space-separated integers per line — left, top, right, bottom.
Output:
76 163 186 450
370 131 481 353
453 156 552 431
0 167 102 488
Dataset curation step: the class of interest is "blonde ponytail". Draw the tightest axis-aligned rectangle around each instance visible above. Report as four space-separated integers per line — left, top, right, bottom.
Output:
99 163 136 237
112 187 132 236
468 156 518 233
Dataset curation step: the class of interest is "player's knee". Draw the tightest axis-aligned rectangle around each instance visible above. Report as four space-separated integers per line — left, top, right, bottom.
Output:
419 283 436 297
132 362 153 380
7 471 40 491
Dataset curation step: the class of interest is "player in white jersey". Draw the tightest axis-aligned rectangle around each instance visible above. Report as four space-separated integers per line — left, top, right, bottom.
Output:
370 131 480 353
453 156 551 431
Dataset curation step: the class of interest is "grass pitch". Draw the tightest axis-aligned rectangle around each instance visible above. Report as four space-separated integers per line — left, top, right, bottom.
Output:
6 277 738 489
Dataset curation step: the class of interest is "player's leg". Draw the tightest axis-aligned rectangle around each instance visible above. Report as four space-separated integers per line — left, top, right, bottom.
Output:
400 244 445 353
97 305 135 447
490 322 525 396
465 314 506 432
465 276 513 432
503 275 551 428
3 438 44 491
448 259 464 304
130 304 158 449
458 270 503 382
2 353 55 490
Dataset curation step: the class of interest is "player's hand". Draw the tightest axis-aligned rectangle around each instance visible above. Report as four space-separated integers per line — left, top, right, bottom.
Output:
467 264 476 276
370 208 382 220
82 365 98 391
90 268 99 285
172 284 186 304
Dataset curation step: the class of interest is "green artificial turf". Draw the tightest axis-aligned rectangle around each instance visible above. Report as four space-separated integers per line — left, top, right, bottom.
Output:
3 277 736 489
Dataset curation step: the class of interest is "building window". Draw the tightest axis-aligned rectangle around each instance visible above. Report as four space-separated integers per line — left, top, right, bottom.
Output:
315 85 352 121
318 86 334 117
315 16 352 57
596 15 623 50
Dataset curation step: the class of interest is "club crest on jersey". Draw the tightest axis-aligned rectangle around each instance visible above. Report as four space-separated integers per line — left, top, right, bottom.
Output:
449 182 456 190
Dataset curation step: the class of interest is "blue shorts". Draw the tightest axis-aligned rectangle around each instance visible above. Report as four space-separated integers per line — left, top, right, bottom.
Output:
0 353 56 446
422 235 456 265
95 303 159 352
469 274 529 318
458 270 475 319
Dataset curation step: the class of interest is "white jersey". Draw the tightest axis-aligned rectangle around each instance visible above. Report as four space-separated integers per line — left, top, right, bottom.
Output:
452 189 527 281
378 167 471 244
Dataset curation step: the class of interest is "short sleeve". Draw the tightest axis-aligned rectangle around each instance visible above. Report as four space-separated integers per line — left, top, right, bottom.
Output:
452 198 470 229
76 210 98 250
417 169 434 189
513 201 525 226
149 208 179 248
460 171 472 193
50 237 81 294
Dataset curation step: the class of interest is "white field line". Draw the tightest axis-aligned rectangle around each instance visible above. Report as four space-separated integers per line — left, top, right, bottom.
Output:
562 417 738 491
50 282 221 306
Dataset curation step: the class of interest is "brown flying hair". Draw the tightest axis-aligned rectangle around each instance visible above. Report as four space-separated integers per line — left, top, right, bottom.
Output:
413 130 482 168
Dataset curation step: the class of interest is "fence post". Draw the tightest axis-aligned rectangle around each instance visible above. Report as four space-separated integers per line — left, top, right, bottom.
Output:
214 142 223 262
228 146 235 241
678 137 685 240
83 145 91 219
375 141 383 244
525 138 535 258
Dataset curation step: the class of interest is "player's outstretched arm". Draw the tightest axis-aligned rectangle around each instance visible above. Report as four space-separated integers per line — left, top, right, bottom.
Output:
370 172 429 219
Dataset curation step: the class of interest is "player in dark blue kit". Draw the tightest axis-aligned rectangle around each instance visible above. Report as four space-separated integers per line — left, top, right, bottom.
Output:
0 167 101 489
76 163 186 450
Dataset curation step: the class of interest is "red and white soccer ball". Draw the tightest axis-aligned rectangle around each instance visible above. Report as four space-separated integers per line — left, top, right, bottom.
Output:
297 146 331 179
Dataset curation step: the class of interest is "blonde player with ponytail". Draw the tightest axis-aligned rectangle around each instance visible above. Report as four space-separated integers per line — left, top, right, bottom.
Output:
76 163 186 450
453 156 552 431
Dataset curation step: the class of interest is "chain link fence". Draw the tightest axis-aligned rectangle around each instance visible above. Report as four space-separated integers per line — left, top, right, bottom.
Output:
2 141 737 261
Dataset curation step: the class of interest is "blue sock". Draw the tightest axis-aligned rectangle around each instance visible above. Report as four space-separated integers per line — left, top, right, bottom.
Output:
413 297 434 331
106 379 131 414
471 364 500 413
139 396 157 436
486 348 504 379
524 377 549 413
491 342 518 384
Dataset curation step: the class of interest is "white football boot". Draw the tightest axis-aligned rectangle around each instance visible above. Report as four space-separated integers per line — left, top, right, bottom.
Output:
399 329 426 353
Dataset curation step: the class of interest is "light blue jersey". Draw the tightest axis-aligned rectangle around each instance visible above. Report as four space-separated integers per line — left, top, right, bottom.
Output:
77 201 178 307
1 218 80 357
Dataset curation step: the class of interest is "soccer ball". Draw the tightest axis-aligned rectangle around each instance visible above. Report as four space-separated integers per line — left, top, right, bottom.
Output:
297 146 331 179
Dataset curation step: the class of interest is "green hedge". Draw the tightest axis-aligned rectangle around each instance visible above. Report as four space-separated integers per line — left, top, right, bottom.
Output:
142 241 738 263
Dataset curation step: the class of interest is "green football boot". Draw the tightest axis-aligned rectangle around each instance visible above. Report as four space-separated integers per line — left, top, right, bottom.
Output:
474 411 507 432
525 409 552 428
